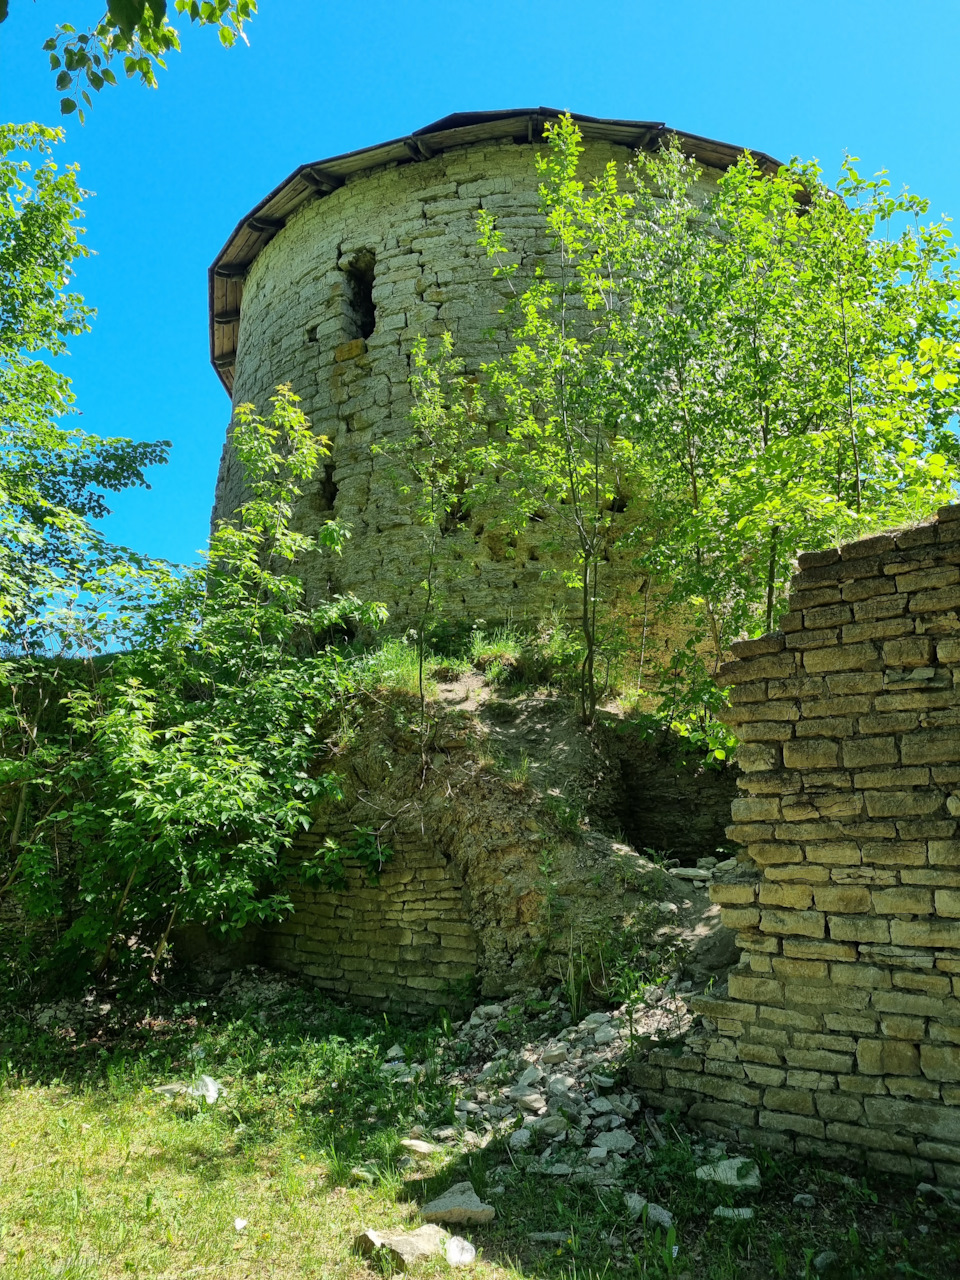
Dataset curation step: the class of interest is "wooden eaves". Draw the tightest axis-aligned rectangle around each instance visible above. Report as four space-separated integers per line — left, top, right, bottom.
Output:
209 107 783 396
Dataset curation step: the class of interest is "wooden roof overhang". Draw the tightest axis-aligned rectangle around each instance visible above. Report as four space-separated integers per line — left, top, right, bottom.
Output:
209 108 783 396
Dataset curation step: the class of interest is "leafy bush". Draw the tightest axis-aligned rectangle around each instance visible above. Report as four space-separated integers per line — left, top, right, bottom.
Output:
0 388 385 983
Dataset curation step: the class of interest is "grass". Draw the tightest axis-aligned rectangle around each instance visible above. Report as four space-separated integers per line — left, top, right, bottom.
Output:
0 972 957 1279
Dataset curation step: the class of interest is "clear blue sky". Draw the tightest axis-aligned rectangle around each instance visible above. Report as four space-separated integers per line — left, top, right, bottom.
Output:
3 0 959 564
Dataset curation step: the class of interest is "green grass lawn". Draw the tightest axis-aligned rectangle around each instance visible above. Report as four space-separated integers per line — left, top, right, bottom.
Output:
0 971 956 1280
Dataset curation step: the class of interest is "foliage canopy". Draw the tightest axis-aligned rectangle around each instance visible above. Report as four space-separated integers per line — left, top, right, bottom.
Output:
407 116 960 729
0 1 256 120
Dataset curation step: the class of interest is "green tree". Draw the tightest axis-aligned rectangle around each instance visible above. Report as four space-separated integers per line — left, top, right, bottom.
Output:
0 122 169 651
1 386 384 981
471 118 642 725
438 115 960 733
619 138 960 662
0 1 256 120
378 334 486 730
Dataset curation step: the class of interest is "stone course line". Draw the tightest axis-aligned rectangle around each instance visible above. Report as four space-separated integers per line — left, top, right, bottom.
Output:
629 503 960 1188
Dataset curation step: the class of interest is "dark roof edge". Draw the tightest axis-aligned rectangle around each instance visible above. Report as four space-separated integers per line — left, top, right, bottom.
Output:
209 108 784 395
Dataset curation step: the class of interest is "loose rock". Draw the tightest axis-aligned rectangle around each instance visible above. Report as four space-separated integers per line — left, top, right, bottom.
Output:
594 1128 636 1154
713 1206 754 1220
624 1193 673 1229
421 1181 496 1225
355 1224 450 1270
400 1139 439 1156
445 1236 477 1265
694 1157 760 1190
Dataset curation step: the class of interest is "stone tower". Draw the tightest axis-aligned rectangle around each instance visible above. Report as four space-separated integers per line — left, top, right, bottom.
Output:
208 109 777 623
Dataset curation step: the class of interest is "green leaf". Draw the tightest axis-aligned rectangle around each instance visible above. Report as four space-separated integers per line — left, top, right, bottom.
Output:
60 98 78 114
107 0 148 33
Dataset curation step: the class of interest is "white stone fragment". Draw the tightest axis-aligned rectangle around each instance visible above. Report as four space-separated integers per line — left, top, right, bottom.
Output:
445 1235 477 1265
400 1139 439 1156
694 1157 760 1190
594 1128 636 1154
356 1224 450 1269
508 1127 532 1151
624 1194 673 1229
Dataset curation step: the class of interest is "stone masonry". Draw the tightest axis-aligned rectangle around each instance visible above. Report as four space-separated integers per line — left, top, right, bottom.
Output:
210 114 723 626
261 831 478 1018
631 503 960 1185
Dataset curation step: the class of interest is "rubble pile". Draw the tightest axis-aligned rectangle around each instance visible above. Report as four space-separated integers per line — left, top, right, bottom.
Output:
389 985 701 1187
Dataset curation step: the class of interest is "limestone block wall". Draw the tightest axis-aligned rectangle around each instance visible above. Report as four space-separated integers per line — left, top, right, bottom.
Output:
260 831 478 1018
631 503 960 1185
213 136 718 625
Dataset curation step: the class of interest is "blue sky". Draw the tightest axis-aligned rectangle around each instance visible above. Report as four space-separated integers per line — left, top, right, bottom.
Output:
3 0 959 565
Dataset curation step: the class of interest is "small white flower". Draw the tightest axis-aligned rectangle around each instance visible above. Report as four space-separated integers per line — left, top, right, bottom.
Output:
234 1218 248 1232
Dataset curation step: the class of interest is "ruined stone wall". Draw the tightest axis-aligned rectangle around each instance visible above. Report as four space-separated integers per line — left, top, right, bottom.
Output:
248 698 725 1017
213 137 719 626
261 832 478 1017
631 503 960 1185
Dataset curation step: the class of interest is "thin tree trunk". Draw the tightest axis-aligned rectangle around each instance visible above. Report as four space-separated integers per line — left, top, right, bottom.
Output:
150 903 179 980
95 862 140 974
765 524 781 633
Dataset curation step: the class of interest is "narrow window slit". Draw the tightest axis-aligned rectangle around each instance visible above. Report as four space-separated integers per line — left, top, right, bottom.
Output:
343 249 376 340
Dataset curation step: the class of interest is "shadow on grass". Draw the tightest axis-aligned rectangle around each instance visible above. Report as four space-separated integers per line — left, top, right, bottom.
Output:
3 979 960 1280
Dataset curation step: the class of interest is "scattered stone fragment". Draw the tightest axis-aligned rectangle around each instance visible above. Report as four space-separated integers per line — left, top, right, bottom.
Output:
508 1127 532 1151
586 1147 607 1164
541 1044 567 1064
507 1087 546 1112
532 1114 567 1137
594 1026 618 1045
581 1012 611 1028
657 901 679 915
445 1236 477 1266
672 867 709 881
433 1126 459 1142
529 1231 567 1243
421 1181 496 1225
793 1193 816 1209
594 1128 636 1154
517 1065 542 1087
917 1181 960 1205
385 1043 404 1060
547 1074 578 1095
471 1004 504 1021
694 1157 760 1190
813 1250 839 1275
624 1193 674 1229
543 1162 573 1176
350 1167 375 1184
355 1225 449 1270
592 1074 616 1090
400 1139 439 1156
713 1206 754 1221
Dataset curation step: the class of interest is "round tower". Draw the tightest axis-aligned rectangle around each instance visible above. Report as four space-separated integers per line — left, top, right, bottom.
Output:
209 109 777 623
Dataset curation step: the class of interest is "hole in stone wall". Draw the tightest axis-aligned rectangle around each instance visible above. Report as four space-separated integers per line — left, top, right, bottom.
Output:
602 725 740 863
343 249 376 340
320 463 338 508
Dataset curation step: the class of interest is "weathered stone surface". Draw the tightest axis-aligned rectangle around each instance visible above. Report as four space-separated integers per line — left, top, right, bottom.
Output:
355 1224 450 1269
421 1181 496 1225
627 507 960 1184
694 1156 761 1189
